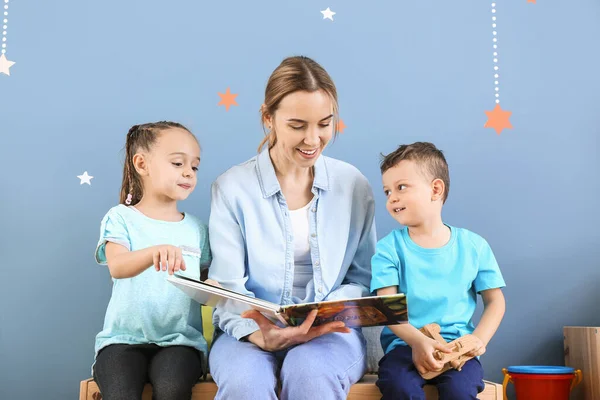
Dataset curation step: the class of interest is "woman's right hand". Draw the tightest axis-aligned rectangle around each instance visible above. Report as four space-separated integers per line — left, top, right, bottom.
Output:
241 309 351 352
410 334 453 375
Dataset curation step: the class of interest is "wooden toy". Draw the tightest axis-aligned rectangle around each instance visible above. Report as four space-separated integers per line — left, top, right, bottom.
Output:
418 323 479 379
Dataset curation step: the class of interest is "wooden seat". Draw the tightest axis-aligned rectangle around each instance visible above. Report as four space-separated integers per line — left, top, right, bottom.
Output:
80 374 503 400
82 310 503 399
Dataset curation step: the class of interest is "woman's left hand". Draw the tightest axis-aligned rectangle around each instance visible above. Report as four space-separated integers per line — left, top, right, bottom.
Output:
203 279 221 287
241 309 351 352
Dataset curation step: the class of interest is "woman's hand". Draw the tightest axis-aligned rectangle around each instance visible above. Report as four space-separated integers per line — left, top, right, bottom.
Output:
203 279 221 287
241 309 351 352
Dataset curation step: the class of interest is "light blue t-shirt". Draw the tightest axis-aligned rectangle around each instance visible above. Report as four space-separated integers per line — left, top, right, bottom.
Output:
93 205 211 370
370 225 505 354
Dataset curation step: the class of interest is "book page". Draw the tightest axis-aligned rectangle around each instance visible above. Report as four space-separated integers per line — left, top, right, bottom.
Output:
280 293 408 328
167 275 281 315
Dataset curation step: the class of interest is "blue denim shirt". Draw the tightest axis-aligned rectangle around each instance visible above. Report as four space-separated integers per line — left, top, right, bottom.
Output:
208 148 377 340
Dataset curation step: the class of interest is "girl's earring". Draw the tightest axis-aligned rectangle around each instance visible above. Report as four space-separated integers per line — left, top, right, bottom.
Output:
126 193 132 205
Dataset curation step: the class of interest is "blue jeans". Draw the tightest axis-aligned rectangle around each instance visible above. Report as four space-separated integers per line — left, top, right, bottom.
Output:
208 329 367 400
377 345 485 400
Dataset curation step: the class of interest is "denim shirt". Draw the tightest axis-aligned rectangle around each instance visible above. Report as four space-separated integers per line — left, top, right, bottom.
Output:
208 148 377 340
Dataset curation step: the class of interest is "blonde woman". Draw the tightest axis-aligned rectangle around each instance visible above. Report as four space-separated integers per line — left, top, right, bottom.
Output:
208 56 377 400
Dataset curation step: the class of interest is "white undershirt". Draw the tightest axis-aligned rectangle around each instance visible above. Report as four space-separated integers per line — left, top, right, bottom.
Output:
289 200 314 301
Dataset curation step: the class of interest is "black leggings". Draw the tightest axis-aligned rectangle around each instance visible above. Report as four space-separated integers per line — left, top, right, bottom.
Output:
93 344 204 400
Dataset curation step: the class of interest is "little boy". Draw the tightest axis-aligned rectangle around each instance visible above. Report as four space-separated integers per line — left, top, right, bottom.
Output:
371 142 506 400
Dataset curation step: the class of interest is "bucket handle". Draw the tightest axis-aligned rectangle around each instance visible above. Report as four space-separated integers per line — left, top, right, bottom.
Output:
571 369 582 390
502 368 511 400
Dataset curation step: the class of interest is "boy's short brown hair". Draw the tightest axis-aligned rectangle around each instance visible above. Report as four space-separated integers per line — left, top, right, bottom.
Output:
380 142 450 203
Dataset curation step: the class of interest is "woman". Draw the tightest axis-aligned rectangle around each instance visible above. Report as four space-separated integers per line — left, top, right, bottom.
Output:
208 55 377 400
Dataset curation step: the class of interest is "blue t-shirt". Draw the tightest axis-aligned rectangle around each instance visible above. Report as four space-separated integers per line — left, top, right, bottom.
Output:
93 205 211 371
370 225 505 354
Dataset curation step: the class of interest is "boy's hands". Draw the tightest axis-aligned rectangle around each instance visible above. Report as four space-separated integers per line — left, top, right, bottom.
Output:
152 245 187 275
465 334 486 357
410 334 454 376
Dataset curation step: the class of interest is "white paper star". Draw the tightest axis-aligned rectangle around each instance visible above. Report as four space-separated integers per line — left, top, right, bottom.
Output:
77 171 94 185
0 54 15 76
321 7 336 21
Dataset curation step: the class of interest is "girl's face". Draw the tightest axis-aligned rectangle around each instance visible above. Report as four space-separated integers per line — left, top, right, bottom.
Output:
266 90 334 171
136 128 201 202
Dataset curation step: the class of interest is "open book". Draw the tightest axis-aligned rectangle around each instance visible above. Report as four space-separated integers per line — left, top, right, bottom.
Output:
167 274 408 328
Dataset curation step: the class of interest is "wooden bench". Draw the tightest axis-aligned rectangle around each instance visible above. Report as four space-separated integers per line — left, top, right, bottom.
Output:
80 374 503 399
82 311 503 399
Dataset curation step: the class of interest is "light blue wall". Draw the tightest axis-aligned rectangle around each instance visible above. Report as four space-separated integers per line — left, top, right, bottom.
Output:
1 1 599 398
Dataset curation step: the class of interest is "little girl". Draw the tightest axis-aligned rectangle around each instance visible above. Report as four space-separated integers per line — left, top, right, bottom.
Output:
92 121 211 400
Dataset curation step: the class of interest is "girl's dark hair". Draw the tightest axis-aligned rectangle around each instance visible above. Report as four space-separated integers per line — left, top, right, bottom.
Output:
119 121 192 206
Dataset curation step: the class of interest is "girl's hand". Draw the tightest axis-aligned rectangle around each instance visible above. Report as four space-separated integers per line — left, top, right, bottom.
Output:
241 309 351 352
152 245 186 275
203 279 221 287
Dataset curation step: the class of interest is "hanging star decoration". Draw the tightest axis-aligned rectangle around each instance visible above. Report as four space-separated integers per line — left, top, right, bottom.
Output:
337 119 347 134
77 171 94 185
484 104 513 135
321 7 336 21
217 87 238 111
0 54 16 76
527 0 536 3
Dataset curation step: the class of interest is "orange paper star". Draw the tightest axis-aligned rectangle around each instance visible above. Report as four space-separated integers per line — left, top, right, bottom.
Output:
217 87 238 111
527 0 536 3
484 104 513 135
337 119 347 134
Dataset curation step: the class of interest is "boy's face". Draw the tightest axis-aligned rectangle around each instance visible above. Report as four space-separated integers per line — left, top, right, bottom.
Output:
382 160 435 227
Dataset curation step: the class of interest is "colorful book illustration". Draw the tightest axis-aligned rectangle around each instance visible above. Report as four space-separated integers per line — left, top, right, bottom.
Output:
167 274 408 328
